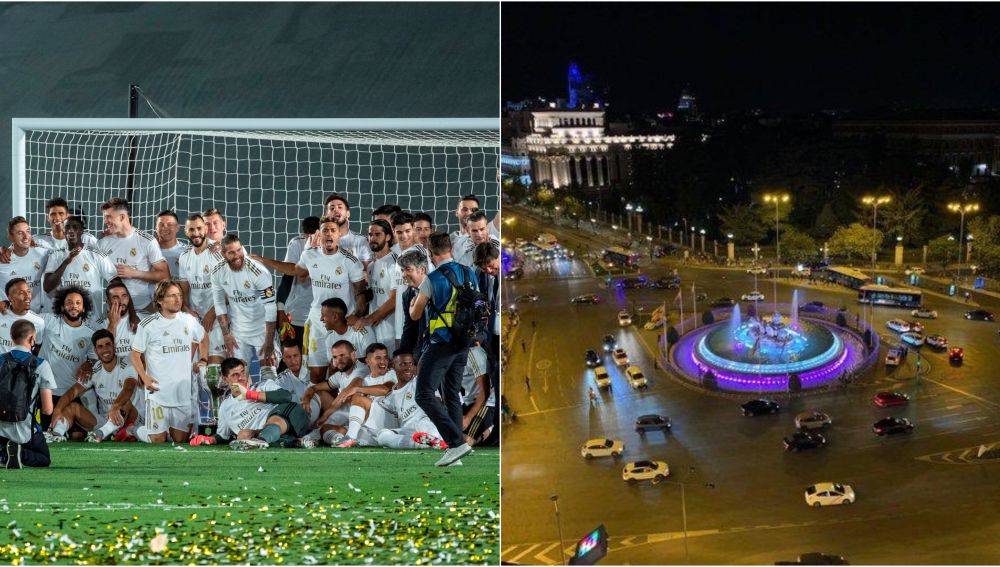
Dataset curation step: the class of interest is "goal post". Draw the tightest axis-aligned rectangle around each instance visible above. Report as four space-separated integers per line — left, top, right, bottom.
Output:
11 117 500 265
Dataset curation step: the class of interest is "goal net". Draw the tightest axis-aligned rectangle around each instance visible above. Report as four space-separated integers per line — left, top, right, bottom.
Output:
12 118 500 265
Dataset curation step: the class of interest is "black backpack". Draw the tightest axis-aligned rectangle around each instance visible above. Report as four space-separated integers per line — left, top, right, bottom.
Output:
434 265 491 349
0 352 40 423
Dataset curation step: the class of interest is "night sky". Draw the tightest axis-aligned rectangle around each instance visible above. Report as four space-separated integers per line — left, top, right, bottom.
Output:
502 3 1000 114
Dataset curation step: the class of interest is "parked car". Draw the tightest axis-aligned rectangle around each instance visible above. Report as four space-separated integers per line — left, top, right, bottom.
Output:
885 347 902 367
904 266 926 275
804 482 855 507
784 431 827 452
949 347 965 364
618 310 633 326
795 411 832 430
617 276 649 289
585 350 601 368
873 417 914 436
652 277 681 289
792 266 812 277
747 266 768 275
741 290 765 301
612 348 629 367
885 319 911 333
580 438 624 459
794 553 849 565
873 391 910 407
571 294 601 304
926 334 948 349
622 460 669 483
602 334 617 351
964 309 995 321
634 414 672 434
626 366 648 389
799 301 825 313
910 308 938 319
900 332 925 347
741 399 780 416
710 297 736 308
514 293 539 303
594 366 611 389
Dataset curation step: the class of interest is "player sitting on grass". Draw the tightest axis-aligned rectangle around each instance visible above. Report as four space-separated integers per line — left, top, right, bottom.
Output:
332 342 398 448
191 357 313 450
376 350 449 451
300 339 369 446
46 329 139 443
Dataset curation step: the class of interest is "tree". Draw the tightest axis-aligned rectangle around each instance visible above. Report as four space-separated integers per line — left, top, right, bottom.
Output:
975 244 1000 278
968 215 1000 248
718 203 767 245
779 228 818 264
534 187 555 212
828 223 883 262
503 178 529 204
880 188 928 244
927 235 955 268
812 203 840 240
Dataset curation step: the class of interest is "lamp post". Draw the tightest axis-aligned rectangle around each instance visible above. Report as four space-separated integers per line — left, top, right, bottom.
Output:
657 466 715 564
626 203 634 233
762 193 790 265
636 204 645 234
948 201 979 279
751 243 760 262
861 195 891 273
550 495 567 565
690 227 696 250
726 233 735 262
699 228 706 254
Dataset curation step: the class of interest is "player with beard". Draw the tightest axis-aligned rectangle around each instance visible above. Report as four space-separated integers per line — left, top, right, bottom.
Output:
412 212 434 249
43 216 117 318
210 234 278 369
274 217 320 351
359 220 402 350
454 210 500 267
39 285 99 434
331 343 397 448
0 279 46 354
35 197 99 252
302 340 373 446
131 281 208 444
0 217 51 314
323 193 372 264
155 210 190 278
97 198 170 312
177 214 226 365
320 298 374 367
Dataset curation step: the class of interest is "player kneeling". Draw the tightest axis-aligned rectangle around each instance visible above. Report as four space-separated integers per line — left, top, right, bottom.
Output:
45 329 140 443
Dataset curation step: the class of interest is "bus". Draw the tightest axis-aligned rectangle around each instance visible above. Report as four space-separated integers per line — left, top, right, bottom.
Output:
821 266 871 289
604 246 641 268
857 285 923 308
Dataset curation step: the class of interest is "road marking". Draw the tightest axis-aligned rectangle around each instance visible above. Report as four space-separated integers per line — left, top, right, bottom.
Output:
507 543 541 563
922 377 1000 410
945 404 962 410
536 359 553 370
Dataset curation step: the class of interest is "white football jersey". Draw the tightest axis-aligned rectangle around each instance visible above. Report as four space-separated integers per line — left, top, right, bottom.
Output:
159 241 191 279
323 325 375 361
281 236 313 326
0 310 46 354
216 380 283 439
39 313 98 395
131 312 205 408
325 364 371 391
453 235 500 268
84 357 137 416
210 257 276 338
378 378 425 427
36 232 99 252
274 365 311 400
461 345 494 407
339 230 372 263
97 229 167 309
296 247 364 321
367 251 402 344
94 311 151 364
0 247 50 313
43 247 117 318
177 247 225 317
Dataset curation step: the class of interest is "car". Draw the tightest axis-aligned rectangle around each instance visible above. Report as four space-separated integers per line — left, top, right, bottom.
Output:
907 321 925 333
873 391 910 407
741 290 765 301
634 414 672 434
618 310 633 326
904 266 926 276
795 411 832 430
710 297 736 308
625 366 648 389
741 399 780 416
580 438 624 459
792 266 812 277
794 553 849 565
585 350 601 368
799 301 825 313
514 293 539 303
652 277 681 289
926 334 948 349
910 308 938 319
949 347 965 364
900 332 925 347
612 348 629 366
594 366 612 389
602 334 617 351
964 309 994 321
885 347 902 367
804 482 855 507
885 319 911 333
617 276 648 289
873 417 914 436
622 460 669 483
747 266 768 275
784 431 827 452
571 294 601 304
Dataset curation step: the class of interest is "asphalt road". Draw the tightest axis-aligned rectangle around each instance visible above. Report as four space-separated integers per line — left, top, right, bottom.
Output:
501 208 1000 565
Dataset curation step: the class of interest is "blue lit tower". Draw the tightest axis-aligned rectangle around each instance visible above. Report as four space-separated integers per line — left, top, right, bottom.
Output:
567 61 602 109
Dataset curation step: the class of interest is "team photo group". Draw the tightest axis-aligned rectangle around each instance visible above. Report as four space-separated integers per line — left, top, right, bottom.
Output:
0 192 501 469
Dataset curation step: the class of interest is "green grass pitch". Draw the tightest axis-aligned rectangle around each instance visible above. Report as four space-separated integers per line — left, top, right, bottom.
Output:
0 444 499 565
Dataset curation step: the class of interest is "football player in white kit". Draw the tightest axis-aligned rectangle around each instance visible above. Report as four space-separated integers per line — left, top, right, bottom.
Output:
0 279 46 355
302 339 372 446
320 298 375 363
97 198 170 312
131 280 207 444
210 234 278 368
461 344 495 446
177 214 227 364
154 210 190 278
333 343 398 448
35 197 100 252
43 216 117 319
323 193 372 264
360 220 401 350
379 350 449 451
0 217 51 314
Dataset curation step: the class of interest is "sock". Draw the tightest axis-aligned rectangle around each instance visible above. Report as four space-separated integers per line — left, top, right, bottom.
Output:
98 421 119 439
346 406 366 439
258 423 281 444
377 429 419 449
322 429 343 445
304 429 321 442
52 418 70 436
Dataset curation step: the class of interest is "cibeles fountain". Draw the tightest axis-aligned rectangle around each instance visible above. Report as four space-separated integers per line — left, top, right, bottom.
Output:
670 290 871 392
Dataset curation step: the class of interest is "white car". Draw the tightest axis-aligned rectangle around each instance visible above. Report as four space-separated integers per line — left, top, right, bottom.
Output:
792 266 812 277
612 348 630 367
747 266 768 275
904 267 926 276
804 482 855 507
911 308 938 319
900 332 925 347
885 347 902 367
741 291 765 301
618 310 633 326
926 334 948 349
581 438 624 459
622 460 669 483
594 366 612 389
885 319 911 333
625 366 648 389
795 411 832 430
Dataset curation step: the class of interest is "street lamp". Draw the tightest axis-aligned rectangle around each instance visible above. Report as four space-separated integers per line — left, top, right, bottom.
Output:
948 201 979 278
699 228 706 254
762 193 790 265
636 205 645 234
626 203 634 233
861 195 891 272
550 495 566 565
657 466 715 564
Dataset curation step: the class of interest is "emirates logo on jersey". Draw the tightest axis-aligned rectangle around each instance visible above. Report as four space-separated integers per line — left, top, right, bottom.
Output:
243 280 251 289
130 248 137 257
82 263 90 272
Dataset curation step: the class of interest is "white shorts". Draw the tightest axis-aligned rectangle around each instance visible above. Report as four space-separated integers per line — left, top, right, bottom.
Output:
208 323 226 359
304 318 332 368
230 333 265 366
145 401 194 434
